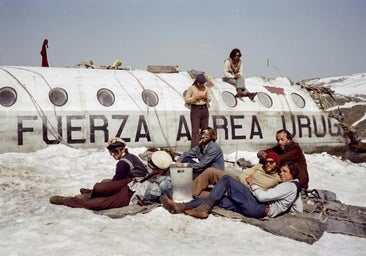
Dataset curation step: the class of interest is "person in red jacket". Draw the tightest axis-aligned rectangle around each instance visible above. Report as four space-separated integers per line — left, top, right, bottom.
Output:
40 39 49 67
257 129 309 189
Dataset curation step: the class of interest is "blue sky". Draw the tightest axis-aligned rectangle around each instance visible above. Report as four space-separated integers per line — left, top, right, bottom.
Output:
1 0 365 81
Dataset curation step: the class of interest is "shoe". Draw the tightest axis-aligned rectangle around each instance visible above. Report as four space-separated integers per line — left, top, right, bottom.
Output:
234 91 246 98
248 92 257 101
234 89 246 98
49 195 71 205
80 188 92 194
159 195 183 214
184 208 209 219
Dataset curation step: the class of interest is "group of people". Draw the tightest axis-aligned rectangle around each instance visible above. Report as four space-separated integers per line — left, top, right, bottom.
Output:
160 127 307 219
50 126 309 221
49 48 309 220
186 48 258 148
50 138 174 210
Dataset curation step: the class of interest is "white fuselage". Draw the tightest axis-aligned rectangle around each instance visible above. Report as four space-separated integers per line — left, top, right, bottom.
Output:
0 66 344 154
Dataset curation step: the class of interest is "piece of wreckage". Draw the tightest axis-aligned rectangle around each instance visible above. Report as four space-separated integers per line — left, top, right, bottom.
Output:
93 148 366 245
298 80 366 163
0 62 365 164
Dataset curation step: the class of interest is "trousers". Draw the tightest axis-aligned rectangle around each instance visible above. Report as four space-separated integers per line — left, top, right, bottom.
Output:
190 104 209 148
62 179 134 211
189 175 267 218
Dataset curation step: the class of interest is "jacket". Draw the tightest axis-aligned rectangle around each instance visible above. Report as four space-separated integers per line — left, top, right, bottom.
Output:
177 141 225 174
265 141 309 189
112 152 149 181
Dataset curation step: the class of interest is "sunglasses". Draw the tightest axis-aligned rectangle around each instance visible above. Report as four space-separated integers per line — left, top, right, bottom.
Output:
265 160 276 165
200 131 210 138
109 148 121 155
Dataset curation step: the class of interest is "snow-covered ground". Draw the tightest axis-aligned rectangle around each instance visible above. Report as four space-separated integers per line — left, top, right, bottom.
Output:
0 145 365 256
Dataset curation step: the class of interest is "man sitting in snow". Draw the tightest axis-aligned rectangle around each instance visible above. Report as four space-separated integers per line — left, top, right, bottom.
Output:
161 161 303 219
193 151 281 198
77 137 148 196
257 129 309 189
49 151 173 210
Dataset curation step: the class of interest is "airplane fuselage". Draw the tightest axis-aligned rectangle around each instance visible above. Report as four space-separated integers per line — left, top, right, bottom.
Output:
0 66 345 154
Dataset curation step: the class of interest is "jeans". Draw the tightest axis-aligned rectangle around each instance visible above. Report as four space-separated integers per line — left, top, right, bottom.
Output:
222 77 247 92
190 175 267 218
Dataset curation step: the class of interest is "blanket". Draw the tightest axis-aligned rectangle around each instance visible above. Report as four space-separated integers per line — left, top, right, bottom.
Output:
94 193 366 244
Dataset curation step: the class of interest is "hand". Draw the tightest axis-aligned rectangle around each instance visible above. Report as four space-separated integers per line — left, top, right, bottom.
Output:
194 95 201 101
176 162 183 167
246 176 254 186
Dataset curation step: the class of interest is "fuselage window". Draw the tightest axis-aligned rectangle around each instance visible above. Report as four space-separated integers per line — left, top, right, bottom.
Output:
142 89 159 107
49 87 68 107
291 92 306 108
0 87 17 107
257 92 273 108
97 88 115 107
221 91 237 108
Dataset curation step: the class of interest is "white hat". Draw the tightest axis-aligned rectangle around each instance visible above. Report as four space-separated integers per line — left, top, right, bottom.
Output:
150 151 172 170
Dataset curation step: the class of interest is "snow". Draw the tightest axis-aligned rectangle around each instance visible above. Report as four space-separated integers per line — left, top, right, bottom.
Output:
0 145 365 256
1 73 365 255
316 73 366 97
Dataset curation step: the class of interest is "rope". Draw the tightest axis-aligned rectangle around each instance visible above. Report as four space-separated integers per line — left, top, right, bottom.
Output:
126 71 172 148
0 67 73 147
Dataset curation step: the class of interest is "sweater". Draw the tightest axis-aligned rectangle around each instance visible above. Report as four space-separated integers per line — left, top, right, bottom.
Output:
251 180 303 217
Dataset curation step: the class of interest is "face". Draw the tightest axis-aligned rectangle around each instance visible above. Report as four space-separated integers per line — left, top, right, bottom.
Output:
109 147 124 160
234 52 241 60
200 130 211 143
279 165 293 182
195 82 206 89
276 131 290 150
263 158 277 174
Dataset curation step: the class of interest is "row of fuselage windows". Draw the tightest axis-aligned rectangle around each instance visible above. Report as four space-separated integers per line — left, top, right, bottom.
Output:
0 86 307 109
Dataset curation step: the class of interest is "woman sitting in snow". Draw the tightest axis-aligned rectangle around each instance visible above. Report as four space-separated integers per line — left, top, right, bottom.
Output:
49 151 173 210
160 161 303 219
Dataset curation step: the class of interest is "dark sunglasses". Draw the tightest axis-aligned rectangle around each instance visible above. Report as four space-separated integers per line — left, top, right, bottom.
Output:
200 131 210 138
109 148 121 155
265 160 276 165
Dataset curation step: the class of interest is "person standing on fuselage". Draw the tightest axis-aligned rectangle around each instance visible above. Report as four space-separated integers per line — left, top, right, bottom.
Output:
185 73 211 148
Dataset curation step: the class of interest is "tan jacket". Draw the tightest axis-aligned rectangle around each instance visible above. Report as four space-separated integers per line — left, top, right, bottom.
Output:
184 85 211 105
238 164 280 189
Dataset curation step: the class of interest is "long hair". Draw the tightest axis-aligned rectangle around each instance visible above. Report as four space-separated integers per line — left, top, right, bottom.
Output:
229 48 242 59
201 127 217 142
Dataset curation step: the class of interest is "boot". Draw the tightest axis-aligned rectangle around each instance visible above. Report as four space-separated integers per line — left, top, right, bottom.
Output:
159 195 186 214
234 89 246 98
183 196 216 219
49 195 73 205
248 92 258 101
